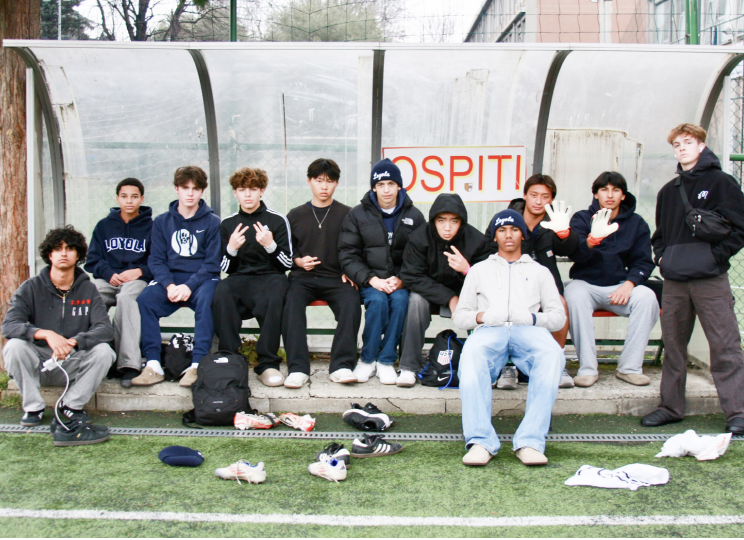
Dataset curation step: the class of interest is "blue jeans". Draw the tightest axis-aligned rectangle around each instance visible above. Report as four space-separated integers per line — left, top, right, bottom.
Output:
138 276 219 365
458 325 564 454
359 286 409 366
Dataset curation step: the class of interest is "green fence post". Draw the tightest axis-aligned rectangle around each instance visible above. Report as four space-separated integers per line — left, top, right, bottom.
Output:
230 0 237 42
686 0 699 44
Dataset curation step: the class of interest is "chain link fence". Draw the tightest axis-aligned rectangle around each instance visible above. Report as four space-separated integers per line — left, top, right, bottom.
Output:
726 72 744 335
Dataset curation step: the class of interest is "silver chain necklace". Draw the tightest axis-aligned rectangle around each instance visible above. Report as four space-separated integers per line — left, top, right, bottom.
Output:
311 204 332 229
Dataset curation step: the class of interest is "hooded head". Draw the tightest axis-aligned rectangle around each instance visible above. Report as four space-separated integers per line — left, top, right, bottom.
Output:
429 193 468 242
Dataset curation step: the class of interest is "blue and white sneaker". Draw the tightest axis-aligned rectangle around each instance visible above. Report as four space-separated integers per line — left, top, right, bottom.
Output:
308 457 347 482
215 460 266 484
316 442 351 467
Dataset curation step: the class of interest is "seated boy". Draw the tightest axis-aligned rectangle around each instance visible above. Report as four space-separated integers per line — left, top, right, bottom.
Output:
282 159 361 387
133 166 221 387
85 177 152 387
398 192 491 387
2 226 114 445
454 210 566 467
338 159 425 384
213 167 292 387
565 171 658 388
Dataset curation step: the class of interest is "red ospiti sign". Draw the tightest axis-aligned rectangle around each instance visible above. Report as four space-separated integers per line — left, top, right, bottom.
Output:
381 146 527 203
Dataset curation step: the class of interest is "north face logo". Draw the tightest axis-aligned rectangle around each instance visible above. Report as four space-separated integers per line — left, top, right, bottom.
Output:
373 171 391 181
493 216 515 228
698 191 709 200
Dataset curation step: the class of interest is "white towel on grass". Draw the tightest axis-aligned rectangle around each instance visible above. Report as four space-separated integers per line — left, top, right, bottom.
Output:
655 430 732 461
564 464 669 491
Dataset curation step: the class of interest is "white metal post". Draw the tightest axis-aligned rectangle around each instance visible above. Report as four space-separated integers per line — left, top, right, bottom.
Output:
26 67 35 275
58 0 62 40
723 75 732 174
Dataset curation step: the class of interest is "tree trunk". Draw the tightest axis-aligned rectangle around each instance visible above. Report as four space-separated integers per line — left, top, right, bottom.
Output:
0 1 40 371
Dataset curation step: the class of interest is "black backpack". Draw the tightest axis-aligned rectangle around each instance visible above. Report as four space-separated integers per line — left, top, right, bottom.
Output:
163 333 194 381
418 330 464 389
186 351 252 426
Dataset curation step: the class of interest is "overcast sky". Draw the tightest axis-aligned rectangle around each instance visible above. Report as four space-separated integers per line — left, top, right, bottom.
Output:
75 0 486 42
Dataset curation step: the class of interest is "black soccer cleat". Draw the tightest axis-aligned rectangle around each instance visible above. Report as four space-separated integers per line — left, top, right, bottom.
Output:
351 433 403 458
342 402 394 432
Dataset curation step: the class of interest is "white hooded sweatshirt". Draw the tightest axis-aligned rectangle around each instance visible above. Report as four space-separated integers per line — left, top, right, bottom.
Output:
453 253 566 332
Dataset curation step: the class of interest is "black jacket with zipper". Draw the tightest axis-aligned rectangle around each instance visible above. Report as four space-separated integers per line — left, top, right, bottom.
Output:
485 198 579 295
219 202 293 276
338 190 425 287
651 147 744 282
401 193 492 306
1 266 113 350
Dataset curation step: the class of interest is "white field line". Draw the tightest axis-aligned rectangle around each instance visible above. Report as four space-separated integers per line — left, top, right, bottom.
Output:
0 508 743 528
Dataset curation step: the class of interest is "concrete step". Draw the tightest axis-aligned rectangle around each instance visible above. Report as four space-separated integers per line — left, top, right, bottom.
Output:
4 363 721 417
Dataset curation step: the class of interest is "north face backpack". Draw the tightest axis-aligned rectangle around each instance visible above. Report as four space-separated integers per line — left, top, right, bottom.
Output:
187 351 252 426
163 333 194 381
418 329 464 389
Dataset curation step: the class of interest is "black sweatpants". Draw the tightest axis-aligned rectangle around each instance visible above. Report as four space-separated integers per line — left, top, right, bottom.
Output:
659 272 744 422
212 273 288 375
282 274 362 375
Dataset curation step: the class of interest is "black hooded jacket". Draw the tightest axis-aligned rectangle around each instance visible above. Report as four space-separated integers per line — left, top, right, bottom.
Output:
2 266 113 351
338 190 425 287
400 194 492 306
651 147 744 282
485 198 579 295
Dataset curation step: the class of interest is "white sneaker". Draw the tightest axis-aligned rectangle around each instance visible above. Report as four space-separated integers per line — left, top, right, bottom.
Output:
329 368 358 384
214 460 266 484
377 363 397 385
353 361 376 383
308 457 347 482
396 370 416 388
284 372 310 389
559 369 575 388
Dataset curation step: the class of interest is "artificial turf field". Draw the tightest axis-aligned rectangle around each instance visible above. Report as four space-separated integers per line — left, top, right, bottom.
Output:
1 408 743 538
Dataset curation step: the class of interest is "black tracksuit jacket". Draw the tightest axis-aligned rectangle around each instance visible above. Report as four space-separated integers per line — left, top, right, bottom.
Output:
651 147 744 282
338 190 425 287
401 194 492 306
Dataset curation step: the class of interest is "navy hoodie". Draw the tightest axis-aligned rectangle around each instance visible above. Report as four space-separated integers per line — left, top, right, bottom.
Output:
568 192 654 287
148 200 221 291
370 190 406 244
84 206 153 282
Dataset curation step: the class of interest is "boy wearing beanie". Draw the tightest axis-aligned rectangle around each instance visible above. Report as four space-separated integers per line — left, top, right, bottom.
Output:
338 158 425 384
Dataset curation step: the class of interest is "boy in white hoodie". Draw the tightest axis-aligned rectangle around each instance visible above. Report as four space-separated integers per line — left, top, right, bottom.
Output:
453 209 566 467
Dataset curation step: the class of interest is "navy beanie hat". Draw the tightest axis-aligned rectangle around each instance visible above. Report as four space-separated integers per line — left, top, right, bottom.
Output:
491 209 529 240
370 158 403 189
158 445 204 467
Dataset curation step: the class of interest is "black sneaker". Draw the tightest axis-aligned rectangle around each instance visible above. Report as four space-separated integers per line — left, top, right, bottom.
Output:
50 418 108 435
53 422 110 447
342 402 394 432
59 405 92 425
351 433 403 458
120 368 140 389
317 443 351 467
20 410 44 427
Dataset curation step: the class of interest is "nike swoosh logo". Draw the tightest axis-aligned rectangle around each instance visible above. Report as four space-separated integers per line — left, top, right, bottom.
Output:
437 376 449 382
196 229 205 233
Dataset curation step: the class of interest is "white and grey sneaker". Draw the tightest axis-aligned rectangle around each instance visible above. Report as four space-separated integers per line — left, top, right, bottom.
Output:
342 402 394 432
316 442 351 467
352 361 376 383
396 370 417 388
214 460 266 484
376 363 397 385
308 457 347 482
351 433 403 458
496 365 519 390
329 368 358 384
284 372 310 389
559 369 575 388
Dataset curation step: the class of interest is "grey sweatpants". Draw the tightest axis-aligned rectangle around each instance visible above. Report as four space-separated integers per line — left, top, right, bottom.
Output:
399 292 447 373
3 339 115 412
565 280 659 377
94 278 147 370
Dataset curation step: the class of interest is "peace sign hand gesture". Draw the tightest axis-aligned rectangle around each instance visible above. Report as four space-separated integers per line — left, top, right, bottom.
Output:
254 221 275 248
227 223 250 252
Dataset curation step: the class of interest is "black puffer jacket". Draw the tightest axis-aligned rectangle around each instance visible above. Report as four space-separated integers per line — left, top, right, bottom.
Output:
401 194 492 306
338 190 425 287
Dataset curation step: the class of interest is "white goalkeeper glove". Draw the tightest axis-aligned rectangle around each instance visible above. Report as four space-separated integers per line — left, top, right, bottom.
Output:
542 201 572 238
588 208 619 245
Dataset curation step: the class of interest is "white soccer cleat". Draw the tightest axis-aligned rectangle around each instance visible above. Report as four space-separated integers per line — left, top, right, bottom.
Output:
278 412 316 432
234 411 279 430
215 460 266 484
308 458 347 482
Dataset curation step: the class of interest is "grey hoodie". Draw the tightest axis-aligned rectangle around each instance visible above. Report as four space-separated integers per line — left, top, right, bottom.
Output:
453 253 566 332
2 266 113 351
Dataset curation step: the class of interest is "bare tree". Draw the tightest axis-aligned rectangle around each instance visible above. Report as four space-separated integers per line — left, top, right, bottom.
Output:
0 0 40 371
95 0 211 41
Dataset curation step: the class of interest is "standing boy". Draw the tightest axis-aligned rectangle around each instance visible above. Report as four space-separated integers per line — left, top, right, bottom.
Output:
2 226 114 445
338 158 425 384
85 178 152 387
133 166 221 387
213 167 292 388
282 159 361 387
642 124 744 434
565 172 658 388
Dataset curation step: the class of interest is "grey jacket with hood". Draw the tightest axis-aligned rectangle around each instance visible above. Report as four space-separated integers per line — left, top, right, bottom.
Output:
2 266 114 350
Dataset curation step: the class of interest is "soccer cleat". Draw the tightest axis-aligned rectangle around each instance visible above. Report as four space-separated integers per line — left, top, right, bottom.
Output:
496 365 518 390
316 442 351 467
352 361 376 383
278 412 316 432
559 369 575 388
351 433 403 458
308 458 347 482
342 402 394 432
20 410 44 427
52 422 110 447
215 460 266 484
234 411 280 430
